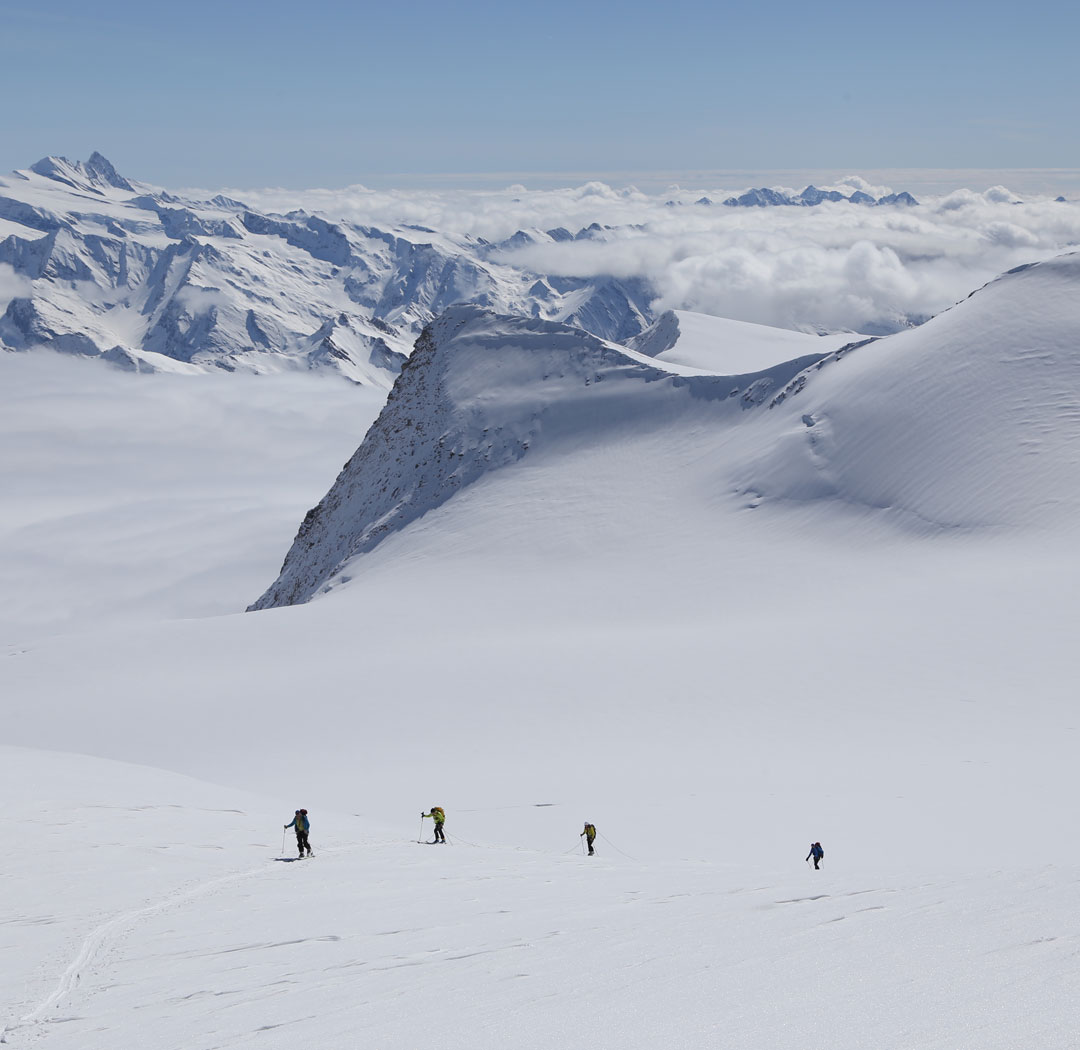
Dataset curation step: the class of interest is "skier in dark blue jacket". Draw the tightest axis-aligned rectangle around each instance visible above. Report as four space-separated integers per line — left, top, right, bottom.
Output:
285 809 312 857
806 841 824 869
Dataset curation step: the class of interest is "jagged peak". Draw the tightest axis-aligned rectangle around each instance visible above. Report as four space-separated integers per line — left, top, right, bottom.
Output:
29 155 87 188
209 193 249 211
84 152 134 191
28 152 134 193
722 185 921 208
626 310 680 358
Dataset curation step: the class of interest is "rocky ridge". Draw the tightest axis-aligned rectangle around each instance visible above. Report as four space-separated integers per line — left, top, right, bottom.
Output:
721 185 919 208
249 305 826 608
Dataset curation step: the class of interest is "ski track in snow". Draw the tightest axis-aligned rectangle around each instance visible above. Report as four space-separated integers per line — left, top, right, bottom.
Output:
4 764 1080 1048
1 847 353 1045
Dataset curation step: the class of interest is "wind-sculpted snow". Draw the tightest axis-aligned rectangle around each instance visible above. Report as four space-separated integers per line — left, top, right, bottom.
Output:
250 307 823 608
0 154 658 381
746 251 1080 531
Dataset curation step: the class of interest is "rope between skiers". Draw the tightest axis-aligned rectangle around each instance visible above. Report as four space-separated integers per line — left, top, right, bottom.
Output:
598 831 637 861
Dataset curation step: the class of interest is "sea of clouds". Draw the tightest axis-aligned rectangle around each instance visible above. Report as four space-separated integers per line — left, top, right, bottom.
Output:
223 175 1080 334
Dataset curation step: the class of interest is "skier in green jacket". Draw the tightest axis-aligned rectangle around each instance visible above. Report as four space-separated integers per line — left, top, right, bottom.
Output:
580 822 596 855
285 809 312 858
422 806 446 843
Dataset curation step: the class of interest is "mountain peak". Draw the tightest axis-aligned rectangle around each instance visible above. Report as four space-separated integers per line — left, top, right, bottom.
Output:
84 151 134 191
722 186 920 208
28 152 134 193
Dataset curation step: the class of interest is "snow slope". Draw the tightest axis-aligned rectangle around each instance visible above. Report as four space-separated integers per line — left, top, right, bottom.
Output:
629 308 863 372
745 254 1080 531
4 253 1080 1047
5 745 1078 1050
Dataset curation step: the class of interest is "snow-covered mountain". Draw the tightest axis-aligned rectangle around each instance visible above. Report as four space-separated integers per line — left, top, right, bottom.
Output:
0 153 656 382
722 184 920 207
253 250 1080 611
250 308 828 609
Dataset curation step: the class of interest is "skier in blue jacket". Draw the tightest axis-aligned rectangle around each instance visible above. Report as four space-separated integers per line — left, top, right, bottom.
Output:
285 809 312 857
806 841 824 869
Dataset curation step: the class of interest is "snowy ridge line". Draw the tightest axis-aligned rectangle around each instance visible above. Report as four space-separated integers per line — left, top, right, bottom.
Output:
250 305 826 609
721 184 919 208
766 336 879 409
764 246 1080 415
1 850 346 1043
767 248 1080 411
742 250 1080 534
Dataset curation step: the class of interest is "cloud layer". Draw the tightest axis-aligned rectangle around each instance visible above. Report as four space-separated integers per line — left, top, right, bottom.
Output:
0 263 33 306
228 179 1080 334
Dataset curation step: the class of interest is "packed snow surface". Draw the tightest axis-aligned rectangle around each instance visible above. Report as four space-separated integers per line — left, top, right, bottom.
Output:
5 748 1078 1050
4 250 1080 1048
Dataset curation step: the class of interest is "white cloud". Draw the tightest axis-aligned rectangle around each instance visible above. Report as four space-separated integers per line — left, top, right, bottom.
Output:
206 179 1080 335
0 263 33 313
826 175 896 198
173 284 233 313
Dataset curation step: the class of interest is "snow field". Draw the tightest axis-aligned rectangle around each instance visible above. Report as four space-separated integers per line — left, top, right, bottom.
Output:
4 249 1080 1046
4 748 1078 1050
0 352 382 638
654 309 861 373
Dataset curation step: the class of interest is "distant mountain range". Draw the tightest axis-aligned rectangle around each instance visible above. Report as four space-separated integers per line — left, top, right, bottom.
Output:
0 153 656 384
718 186 919 208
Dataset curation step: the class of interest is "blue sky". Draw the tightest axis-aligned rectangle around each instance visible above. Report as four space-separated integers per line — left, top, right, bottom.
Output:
2 0 1078 188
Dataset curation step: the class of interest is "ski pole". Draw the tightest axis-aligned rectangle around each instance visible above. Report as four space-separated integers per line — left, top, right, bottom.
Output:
418 815 425 843
282 828 286 856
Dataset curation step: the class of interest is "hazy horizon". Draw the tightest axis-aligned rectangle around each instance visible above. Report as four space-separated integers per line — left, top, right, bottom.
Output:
8 149 1080 198
5 0 1078 187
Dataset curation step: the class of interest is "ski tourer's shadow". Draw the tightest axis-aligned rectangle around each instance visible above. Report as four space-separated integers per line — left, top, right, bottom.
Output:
274 857 303 862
